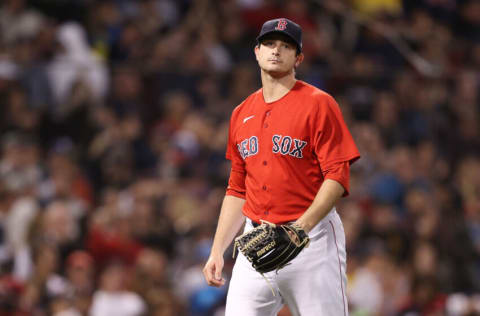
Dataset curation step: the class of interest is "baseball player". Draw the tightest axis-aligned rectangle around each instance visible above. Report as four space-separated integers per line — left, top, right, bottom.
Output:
203 18 360 316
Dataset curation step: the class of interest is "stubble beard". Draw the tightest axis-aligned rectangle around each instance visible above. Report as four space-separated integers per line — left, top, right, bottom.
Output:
260 63 295 79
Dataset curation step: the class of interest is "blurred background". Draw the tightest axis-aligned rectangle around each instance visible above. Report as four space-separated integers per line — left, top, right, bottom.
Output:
0 0 479 315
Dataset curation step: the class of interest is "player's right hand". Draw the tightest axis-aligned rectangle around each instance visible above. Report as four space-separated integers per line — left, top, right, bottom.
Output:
203 255 226 287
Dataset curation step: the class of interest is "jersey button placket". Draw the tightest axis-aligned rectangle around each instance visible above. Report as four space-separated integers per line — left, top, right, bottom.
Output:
263 109 270 128
262 107 272 218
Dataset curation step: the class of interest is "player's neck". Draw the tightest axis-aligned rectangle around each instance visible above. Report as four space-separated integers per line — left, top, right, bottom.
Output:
261 71 297 103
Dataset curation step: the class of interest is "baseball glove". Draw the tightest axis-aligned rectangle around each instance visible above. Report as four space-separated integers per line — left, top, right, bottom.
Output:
233 220 310 274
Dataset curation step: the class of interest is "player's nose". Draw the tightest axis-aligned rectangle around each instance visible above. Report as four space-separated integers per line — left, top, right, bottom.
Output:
271 44 281 55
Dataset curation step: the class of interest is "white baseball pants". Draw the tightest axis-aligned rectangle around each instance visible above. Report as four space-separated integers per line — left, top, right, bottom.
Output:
225 208 348 316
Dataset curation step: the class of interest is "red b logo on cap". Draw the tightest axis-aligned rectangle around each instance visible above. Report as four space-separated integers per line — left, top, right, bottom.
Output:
275 19 287 31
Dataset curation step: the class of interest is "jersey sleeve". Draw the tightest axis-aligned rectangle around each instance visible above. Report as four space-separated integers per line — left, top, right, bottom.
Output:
225 110 247 199
322 160 351 196
313 95 360 172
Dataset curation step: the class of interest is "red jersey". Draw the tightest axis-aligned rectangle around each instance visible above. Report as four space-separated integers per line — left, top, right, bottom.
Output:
226 80 360 224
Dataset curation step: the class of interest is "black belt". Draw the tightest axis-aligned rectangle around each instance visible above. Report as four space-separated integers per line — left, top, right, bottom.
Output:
250 219 294 227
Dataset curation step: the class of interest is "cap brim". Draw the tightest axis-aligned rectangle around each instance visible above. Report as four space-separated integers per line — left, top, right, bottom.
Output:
256 31 302 52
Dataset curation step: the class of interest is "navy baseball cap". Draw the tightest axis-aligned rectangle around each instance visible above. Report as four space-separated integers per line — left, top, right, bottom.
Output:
256 18 302 53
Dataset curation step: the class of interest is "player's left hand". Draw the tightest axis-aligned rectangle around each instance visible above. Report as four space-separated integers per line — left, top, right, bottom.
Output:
234 221 310 274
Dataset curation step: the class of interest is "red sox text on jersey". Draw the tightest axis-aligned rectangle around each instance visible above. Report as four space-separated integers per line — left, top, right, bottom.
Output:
237 135 307 159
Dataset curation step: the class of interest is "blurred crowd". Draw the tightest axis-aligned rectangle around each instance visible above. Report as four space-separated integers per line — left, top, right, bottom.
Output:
0 0 479 315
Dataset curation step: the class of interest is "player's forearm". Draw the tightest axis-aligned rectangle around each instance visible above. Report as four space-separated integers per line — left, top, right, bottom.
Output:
210 195 246 256
295 179 345 233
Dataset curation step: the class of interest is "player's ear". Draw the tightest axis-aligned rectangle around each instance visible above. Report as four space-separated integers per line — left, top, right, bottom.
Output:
254 45 260 61
295 53 304 68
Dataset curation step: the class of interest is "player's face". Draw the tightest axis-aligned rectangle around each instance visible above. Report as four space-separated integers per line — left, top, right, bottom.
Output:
255 34 303 77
